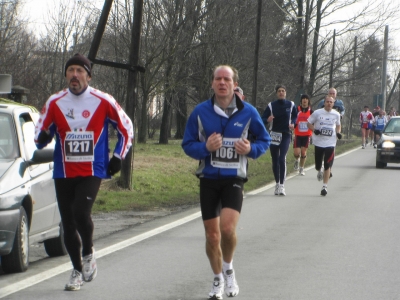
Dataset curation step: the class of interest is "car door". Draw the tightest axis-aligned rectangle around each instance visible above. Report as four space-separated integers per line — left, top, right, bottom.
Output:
19 112 59 235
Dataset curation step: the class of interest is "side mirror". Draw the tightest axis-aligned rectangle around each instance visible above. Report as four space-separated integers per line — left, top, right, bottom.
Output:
26 148 54 166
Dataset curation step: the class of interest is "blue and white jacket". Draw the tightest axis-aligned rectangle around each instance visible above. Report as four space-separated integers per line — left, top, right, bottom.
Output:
261 99 297 133
182 95 271 180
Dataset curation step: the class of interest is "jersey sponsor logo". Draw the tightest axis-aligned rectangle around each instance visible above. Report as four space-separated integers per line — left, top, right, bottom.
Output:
65 132 94 140
82 110 90 118
66 108 75 119
234 122 243 127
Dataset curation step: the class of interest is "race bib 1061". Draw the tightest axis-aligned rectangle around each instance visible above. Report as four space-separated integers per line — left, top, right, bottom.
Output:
211 137 240 169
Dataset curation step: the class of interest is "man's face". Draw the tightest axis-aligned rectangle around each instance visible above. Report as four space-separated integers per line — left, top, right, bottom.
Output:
328 89 337 99
65 65 91 94
276 88 286 100
300 98 309 108
212 67 236 100
364 107 369 112
324 97 334 110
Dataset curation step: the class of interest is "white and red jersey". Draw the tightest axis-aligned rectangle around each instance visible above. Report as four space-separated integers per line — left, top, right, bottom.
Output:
359 111 373 129
35 86 133 179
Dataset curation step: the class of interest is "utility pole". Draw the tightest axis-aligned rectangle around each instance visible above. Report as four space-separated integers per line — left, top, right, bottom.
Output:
251 0 262 109
329 29 336 88
381 25 388 111
120 0 144 189
87 0 145 189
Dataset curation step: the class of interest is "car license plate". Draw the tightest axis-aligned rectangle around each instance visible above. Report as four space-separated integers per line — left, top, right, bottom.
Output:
382 151 394 155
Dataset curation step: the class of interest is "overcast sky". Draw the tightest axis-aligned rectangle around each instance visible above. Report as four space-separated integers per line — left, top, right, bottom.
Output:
22 0 399 76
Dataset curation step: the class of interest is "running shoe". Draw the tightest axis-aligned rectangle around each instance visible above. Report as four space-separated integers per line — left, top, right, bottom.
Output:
374 144 377 149
321 187 328 196
294 159 300 170
362 144 365 149
82 249 97 282
65 269 84 291
274 183 279 195
299 168 305 176
208 277 224 299
317 168 324 181
224 269 239 297
278 186 286 196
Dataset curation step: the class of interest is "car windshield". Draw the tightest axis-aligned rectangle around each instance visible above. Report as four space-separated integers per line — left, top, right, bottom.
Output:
384 119 400 134
0 113 19 159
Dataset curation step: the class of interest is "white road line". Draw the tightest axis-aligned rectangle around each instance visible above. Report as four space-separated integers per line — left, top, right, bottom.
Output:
0 146 359 299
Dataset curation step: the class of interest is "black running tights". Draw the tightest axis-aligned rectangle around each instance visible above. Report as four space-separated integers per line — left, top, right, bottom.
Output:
54 176 101 272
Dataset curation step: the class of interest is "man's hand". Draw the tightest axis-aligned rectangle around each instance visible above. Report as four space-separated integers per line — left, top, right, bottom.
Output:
206 132 223 152
107 155 122 176
336 132 342 140
235 138 251 155
314 129 321 135
37 130 51 144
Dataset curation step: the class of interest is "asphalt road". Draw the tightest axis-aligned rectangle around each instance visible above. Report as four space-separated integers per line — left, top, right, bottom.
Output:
1 145 400 300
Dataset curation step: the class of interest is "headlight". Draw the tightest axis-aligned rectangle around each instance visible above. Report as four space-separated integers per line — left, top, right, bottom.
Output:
382 141 396 148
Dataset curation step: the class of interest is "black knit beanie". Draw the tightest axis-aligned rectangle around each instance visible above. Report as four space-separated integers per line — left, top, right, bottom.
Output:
64 53 92 77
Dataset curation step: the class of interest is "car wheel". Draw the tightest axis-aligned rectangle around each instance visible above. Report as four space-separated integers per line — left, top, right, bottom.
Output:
44 222 67 257
376 160 387 168
1 207 29 273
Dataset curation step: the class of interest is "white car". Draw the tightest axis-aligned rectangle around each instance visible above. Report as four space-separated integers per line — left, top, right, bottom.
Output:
0 101 66 273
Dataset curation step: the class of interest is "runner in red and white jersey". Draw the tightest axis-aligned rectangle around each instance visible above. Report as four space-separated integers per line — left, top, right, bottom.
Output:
34 54 133 291
359 105 373 149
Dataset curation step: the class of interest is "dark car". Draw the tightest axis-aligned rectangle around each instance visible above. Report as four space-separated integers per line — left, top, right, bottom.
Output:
376 116 400 168
0 101 66 273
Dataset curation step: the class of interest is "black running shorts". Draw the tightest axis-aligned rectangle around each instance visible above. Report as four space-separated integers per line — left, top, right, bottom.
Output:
293 135 311 149
199 178 244 221
314 146 335 171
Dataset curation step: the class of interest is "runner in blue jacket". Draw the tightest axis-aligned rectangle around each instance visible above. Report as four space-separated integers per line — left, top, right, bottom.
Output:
262 85 297 196
182 65 270 299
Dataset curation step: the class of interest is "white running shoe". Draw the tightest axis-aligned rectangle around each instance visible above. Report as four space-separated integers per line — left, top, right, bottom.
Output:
299 168 305 176
317 168 324 181
82 249 97 282
224 269 239 297
274 183 279 195
293 159 300 170
278 186 286 196
362 144 365 149
65 269 83 291
208 277 224 299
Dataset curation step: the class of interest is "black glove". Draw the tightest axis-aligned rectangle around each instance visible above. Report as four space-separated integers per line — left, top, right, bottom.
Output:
314 129 321 135
107 155 122 176
37 130 51 144
337 132 342 140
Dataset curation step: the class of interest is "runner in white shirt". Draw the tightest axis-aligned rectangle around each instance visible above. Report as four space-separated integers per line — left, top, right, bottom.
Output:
307 96 341 196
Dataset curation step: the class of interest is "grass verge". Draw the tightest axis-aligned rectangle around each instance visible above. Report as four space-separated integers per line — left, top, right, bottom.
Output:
94 138 361 213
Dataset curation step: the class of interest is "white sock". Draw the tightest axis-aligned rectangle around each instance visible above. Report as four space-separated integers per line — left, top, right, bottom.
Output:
323 184 328 188
214 273 224 281
223 260 233 273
